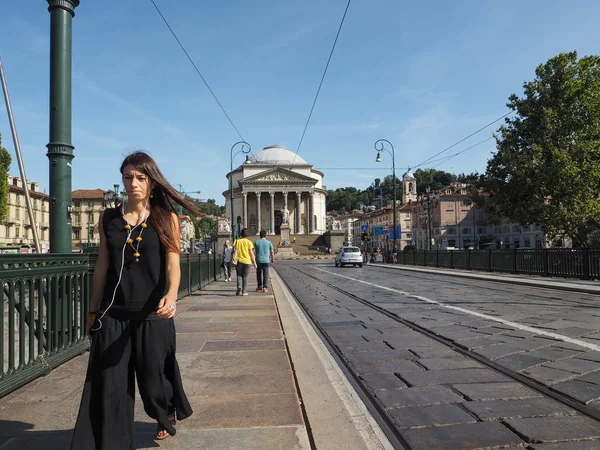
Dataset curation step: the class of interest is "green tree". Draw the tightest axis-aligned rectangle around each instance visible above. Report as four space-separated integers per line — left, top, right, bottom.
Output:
195 216 216 239
414 168 456 193
326 187 362 214
476 51 600 247
0 133 12 222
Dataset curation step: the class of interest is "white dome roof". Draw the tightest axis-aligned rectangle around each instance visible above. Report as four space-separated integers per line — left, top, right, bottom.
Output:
403 169 416 181
249 145 308 165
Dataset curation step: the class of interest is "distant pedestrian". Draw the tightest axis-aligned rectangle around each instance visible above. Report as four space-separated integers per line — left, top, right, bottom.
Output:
233 228 256 296
254 230 274 293
222 240 233 281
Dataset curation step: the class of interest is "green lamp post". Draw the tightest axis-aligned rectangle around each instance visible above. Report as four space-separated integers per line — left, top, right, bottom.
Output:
46 0 79 253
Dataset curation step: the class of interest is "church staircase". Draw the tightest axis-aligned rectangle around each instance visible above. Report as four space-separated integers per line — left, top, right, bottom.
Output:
245 234 327 255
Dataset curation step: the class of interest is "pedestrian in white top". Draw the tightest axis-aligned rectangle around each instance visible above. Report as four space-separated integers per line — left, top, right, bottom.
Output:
222 240 233 281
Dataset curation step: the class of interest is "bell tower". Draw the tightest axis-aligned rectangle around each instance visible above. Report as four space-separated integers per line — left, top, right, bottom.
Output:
402 169 417 204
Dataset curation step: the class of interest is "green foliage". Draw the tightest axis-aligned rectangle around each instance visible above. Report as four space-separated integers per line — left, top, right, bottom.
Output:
185 198 225 217
0 133 12 222
327 187 362 214
476 51 600 247
413 168 456 193
194 216 216 239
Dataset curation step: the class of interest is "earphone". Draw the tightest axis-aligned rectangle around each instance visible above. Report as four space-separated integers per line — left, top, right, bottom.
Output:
92 202 147 331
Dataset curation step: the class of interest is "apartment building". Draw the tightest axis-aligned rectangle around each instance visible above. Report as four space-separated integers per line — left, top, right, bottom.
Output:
0 176 50 252
71 189 107 252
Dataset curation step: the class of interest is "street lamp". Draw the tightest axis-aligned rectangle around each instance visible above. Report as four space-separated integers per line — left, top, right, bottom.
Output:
374 139 397 253
229 141 251 240
104 183 122 208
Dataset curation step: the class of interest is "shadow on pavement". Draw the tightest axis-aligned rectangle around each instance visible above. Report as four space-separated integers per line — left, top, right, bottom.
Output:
0 420 161 449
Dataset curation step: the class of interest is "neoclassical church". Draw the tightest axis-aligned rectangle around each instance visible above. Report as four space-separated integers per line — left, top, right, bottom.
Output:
224 145 327 236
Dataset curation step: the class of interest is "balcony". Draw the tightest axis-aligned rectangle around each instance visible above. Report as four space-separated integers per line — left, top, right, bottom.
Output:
72 221 82 228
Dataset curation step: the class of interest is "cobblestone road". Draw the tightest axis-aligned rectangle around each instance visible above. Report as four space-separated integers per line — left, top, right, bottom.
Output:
275 260 600 450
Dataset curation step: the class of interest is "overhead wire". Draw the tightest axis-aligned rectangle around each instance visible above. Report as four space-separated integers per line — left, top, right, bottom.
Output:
429 136 496 169
149 0 245 141
289 0 352 168
410 111 512 170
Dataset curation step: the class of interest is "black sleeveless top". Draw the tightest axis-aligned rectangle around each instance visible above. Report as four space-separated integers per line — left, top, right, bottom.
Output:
100 207 167 320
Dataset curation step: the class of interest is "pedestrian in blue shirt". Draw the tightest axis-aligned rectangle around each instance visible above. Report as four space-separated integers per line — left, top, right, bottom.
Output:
254 230 274 293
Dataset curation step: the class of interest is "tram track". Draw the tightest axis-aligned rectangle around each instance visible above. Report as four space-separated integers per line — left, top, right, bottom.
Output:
277 263 600 449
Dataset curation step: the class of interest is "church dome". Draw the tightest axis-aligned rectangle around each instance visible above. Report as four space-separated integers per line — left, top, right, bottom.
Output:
249 145 308 165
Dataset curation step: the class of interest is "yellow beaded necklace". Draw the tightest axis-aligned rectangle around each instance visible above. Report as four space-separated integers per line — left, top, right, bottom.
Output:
122 203 150 262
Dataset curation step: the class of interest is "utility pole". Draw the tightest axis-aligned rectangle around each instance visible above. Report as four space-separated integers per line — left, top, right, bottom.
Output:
46 0 79 253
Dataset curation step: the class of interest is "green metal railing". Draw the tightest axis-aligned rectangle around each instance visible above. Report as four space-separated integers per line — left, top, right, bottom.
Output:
1 252 221 398
394 248 600 281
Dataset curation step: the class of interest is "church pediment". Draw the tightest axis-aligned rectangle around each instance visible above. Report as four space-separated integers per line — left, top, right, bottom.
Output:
241 168 317 186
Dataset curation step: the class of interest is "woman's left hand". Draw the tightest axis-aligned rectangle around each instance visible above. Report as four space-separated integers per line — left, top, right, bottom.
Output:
157 293 177 319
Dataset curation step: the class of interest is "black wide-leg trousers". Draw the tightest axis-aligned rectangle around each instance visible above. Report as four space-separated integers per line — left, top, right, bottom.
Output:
71 315 193 450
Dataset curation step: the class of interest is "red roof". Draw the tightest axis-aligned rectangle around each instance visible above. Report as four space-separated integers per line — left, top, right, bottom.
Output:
72 189 105 199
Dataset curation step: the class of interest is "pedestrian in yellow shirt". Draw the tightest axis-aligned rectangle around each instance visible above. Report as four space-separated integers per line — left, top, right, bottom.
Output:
233 228 257 295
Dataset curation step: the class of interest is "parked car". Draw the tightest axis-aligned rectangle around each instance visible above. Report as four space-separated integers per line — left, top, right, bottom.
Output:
335 246 363 268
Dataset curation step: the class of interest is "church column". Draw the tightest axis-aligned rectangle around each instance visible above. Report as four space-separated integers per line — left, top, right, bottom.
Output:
295 192 301 234
256 191 262 235
242 192 248 229
269 192 275 235
309 192 315 234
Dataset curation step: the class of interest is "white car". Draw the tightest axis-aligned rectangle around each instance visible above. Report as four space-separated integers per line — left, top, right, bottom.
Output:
335 246 363 268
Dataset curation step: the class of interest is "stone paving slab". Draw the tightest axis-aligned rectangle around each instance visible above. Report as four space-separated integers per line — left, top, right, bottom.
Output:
388 403 477 429
550 380 600 404
374 386 464 408
452 382 542 401
400 368 510 386
402 421 524 450
505 415 600 442
463 397 576 421
520 365 578 384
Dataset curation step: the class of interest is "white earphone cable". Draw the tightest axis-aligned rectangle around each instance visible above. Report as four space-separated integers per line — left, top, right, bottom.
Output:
92 202 147 331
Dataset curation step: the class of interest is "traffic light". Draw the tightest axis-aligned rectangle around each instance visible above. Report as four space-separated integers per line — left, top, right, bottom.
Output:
361 232 369 242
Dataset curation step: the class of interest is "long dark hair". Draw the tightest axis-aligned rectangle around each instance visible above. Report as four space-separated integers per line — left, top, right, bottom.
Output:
119 151 199 254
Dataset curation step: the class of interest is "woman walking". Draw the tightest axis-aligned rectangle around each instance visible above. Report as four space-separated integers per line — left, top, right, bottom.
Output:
233 228 256 296
222 239 233 281
71 152 195 449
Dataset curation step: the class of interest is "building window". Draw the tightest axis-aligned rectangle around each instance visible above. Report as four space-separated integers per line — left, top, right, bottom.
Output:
447 239 456 247
477 227 485 234
463 228 472 235
512 225 521 233
446 227 456 235
73 230 80 240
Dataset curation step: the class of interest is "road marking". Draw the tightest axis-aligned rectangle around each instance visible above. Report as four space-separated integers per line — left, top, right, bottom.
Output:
316 268 600 353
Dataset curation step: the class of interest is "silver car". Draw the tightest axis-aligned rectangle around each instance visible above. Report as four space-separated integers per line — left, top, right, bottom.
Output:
335 246 363 268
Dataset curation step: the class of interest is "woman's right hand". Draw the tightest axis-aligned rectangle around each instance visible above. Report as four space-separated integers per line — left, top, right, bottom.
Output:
85 316 95 336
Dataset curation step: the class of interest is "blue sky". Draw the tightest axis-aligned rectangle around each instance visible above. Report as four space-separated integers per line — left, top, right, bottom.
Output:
1 1 599 204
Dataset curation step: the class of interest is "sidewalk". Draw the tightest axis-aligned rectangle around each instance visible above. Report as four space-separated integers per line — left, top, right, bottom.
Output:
0 271 390 450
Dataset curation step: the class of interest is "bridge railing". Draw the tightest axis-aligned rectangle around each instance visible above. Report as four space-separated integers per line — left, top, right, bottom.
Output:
394 248 600 281
1 252 221 398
